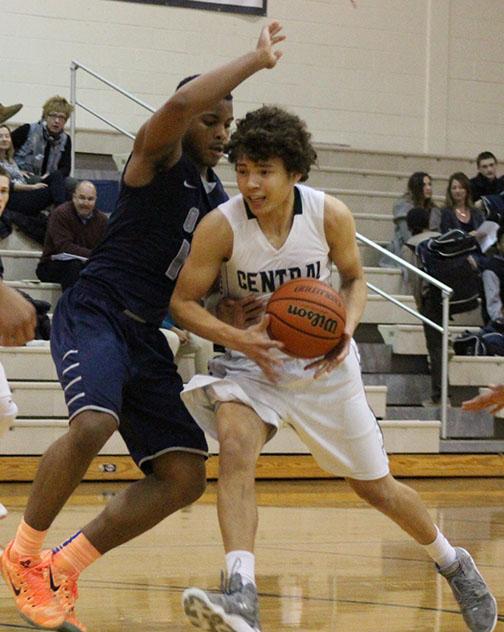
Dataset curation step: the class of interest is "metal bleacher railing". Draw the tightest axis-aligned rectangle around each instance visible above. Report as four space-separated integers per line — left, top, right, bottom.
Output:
69 60 454 438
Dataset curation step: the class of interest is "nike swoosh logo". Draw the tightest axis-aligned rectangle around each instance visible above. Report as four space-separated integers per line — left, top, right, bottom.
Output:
6 570 21 596
49 567 61 592
184 180 197 189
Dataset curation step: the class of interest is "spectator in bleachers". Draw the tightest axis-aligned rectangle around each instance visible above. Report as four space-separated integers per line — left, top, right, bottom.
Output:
0 125 66 216
0 102 23 126
383 171 438 266
11 96 73 183
470 151 504 203
482 226 504 322
0 165 37 343
440 172 484 235
36 181 107 290
401 207 440 309
400 206 446 407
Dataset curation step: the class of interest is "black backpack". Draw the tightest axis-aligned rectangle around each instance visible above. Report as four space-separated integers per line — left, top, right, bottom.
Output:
453 320 504 356
416 229 480 315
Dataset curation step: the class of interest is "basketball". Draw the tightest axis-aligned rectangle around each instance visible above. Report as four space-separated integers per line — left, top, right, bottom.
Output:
265 278 346 359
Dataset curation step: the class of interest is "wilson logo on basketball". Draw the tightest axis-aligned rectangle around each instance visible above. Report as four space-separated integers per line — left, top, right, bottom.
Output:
287 304 339 333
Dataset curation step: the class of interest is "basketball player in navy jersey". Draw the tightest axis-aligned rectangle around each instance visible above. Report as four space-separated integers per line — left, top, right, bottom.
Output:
0 23 285 632
171 106 497 632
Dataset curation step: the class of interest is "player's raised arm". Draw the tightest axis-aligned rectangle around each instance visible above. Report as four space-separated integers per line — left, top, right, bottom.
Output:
126 21 285 185
170 211 283 381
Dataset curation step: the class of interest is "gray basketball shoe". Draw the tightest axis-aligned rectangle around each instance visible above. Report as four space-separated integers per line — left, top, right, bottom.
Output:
438 547 497 632
183 572 261 632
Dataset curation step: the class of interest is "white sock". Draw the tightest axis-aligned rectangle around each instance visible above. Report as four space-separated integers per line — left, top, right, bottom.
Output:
423 527 457 569
0 502 7 519
225 550 256 586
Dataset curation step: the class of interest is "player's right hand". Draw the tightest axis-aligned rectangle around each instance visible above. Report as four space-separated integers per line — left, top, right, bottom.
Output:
236 315 284 382
0 284 36 346
256 21 285 69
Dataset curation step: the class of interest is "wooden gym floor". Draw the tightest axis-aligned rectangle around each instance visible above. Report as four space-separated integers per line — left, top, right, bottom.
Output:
0 478 503 631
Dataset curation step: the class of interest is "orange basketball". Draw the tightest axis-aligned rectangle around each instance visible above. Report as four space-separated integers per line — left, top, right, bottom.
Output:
265 278 346 359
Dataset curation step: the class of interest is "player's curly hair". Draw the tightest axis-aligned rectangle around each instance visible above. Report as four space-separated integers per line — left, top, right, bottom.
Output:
227 106 317 181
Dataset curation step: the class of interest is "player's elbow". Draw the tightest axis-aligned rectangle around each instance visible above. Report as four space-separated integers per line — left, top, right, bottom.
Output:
169 291 186 325
159 92 193 127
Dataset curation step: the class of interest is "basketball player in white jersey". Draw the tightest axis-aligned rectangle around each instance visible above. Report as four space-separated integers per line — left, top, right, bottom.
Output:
170 106 496 632
0 167 37 518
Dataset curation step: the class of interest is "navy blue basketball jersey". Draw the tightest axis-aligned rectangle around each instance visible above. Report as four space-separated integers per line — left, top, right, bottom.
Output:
81 153 228 325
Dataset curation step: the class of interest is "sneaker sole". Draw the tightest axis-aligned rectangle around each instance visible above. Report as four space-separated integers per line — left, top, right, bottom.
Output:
57 621 85 632
183 589 258 632
19 611 62 631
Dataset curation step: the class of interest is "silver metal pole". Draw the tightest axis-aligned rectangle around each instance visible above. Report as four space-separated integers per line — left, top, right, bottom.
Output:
75 102 135 140
71 60 155 113
357 233 452 294
70 62 77 177
440 291 450 439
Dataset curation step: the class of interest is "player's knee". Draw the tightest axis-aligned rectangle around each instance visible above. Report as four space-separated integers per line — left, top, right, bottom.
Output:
0 396 17 437
68 411 117 453
219 434 257 475
153 453 206 505
351 478 395 510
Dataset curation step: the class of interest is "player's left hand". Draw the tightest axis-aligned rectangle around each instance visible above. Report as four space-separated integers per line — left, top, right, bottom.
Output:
462 384 504 413
256 21 286 69
304 332 351 379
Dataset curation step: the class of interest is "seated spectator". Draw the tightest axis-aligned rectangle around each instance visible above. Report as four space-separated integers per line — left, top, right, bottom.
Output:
0 166 50 340
11 96 74 187
0 102 23 126
0 165 11 275
382 171 438 266
399 206 448 407
440 172 484 234
0 124 66 217
482 227 504 322
401 207 440 309
36 181 107 290
470 151 504 202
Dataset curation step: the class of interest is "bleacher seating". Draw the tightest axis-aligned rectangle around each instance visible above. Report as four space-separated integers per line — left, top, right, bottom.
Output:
1 142 500 464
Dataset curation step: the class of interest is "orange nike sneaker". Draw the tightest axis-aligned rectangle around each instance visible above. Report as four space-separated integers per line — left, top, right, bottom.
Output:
42 551 87 632
0 540 65 629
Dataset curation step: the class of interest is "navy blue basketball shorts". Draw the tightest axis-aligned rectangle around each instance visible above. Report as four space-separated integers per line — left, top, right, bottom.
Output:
51 282 208 473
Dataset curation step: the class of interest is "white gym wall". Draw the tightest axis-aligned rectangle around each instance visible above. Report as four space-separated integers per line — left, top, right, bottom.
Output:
1 0 502 157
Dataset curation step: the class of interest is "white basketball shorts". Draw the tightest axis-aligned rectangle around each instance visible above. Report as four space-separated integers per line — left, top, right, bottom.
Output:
181 340 389 481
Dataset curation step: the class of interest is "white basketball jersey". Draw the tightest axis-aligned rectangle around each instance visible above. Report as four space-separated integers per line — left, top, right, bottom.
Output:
218 184 331 302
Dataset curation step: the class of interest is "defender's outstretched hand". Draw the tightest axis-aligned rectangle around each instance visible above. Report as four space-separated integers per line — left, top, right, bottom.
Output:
216 294 264 329
256 21 286 69
462 384 504 414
